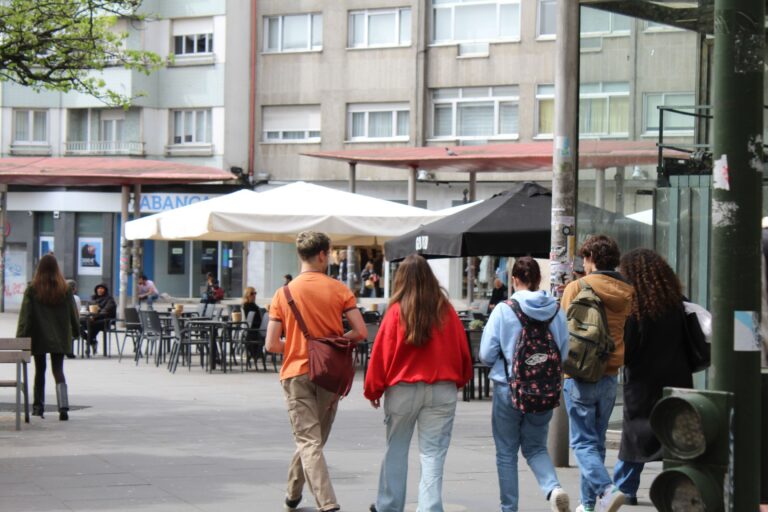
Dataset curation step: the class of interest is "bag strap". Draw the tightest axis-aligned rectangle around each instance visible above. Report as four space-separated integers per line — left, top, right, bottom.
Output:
282 285 313 340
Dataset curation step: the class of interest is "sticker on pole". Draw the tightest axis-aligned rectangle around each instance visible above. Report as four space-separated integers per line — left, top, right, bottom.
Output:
733 310 760 352
713 155 730 191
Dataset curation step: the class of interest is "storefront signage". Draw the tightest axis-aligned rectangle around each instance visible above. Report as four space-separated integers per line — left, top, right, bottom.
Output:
139 193 214 212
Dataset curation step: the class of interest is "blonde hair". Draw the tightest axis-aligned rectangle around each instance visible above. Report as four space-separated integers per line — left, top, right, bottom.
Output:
242 286 256 304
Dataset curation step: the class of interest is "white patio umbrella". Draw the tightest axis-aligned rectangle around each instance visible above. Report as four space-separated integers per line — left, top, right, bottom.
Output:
125 181 443 245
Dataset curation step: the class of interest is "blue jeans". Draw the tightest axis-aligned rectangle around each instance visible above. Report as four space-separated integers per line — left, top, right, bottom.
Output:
375 382 458 512
491 383 561 512
613 459 644 499
563 376 618 508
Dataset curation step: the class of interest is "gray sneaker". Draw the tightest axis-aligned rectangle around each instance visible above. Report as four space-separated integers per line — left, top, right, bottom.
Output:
595 487 625 512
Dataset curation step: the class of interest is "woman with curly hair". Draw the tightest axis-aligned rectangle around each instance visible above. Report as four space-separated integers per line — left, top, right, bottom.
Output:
613 248 693 505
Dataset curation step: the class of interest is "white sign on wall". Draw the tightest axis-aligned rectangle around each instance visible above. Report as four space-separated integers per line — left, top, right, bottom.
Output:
4 250 27 311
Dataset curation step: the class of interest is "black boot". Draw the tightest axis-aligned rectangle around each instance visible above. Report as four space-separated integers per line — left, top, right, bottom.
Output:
56 382 69 421
32 383 45 418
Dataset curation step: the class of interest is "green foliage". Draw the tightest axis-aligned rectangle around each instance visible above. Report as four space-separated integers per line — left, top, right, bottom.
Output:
0 0 165 107
469 319 485 331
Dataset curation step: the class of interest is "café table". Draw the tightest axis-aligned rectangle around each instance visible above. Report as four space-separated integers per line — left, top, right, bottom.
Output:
185 318 244 373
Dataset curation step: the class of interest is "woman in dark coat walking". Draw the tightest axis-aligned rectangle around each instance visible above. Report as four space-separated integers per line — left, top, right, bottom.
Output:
16 254 80 420
613 248 693 504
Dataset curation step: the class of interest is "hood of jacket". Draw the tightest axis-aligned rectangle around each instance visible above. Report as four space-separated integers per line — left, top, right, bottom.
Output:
92 283 110 298
510 290 560 321
584 272 634 314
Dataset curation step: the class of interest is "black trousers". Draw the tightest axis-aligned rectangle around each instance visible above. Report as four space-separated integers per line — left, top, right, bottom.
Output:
33 353 66 404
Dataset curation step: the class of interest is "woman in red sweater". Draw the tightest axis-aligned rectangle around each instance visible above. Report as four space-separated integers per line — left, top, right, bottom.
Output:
364 254 472 512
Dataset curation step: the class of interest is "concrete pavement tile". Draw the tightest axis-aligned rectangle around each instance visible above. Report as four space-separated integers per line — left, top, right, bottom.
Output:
0 495 72 511
34 472 149 490
47 483 172 502
0 481 45 497
63 497 200 512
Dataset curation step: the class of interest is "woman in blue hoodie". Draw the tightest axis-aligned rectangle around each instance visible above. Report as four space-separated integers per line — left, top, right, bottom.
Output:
480 257 571 512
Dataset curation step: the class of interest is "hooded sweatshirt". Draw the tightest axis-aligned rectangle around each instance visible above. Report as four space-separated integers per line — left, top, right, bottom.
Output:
91 284 117 319
561 271 634 376
479 289 569 385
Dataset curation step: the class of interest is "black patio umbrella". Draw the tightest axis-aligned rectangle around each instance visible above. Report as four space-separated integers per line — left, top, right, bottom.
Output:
384 182 635 261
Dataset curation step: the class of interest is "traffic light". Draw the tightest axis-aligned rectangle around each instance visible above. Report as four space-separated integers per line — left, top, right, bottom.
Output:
649 387 734 512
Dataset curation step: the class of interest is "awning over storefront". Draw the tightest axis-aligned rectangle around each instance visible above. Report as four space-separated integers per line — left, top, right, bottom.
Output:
303 140 671 174
0 157 235 186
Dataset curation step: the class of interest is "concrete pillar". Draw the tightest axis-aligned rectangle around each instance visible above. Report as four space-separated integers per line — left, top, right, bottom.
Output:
347 162 357 291
468 171 477 202
408 166 417 206
595 168 606 209
131 185 141 307
118 185 130 319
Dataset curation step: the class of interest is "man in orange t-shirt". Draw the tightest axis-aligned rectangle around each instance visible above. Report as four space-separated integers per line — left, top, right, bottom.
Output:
266 231 367 512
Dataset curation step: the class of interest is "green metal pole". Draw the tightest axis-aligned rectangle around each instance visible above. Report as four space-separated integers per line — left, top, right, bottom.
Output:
710 0 764 510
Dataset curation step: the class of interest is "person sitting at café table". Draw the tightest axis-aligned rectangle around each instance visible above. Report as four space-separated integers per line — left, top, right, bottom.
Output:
87 283 116 356
487 278 508 313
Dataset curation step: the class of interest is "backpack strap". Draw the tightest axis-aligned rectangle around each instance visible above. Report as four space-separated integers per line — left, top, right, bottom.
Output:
282 285 313 341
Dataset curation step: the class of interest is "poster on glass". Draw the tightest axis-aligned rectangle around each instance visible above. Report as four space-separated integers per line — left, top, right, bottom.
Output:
78 237 103 276
39 236 54 257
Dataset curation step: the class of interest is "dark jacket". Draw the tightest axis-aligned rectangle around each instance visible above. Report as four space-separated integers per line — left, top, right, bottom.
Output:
619 305 694 462
16 286 80 355
242 302 263 342
487 284 508 313
91 284 117 320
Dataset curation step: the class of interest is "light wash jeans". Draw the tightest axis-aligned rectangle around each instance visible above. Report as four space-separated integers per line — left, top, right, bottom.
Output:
375 381 458 512
491 383 561 512
613 459 644 499
563 376 618 508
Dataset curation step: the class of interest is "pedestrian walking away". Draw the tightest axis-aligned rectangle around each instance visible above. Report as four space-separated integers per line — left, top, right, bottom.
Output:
560 235 633 512
479 257 571 512
16 254 80 421
612 249 693 505
266 231 367 512
364 254 472 512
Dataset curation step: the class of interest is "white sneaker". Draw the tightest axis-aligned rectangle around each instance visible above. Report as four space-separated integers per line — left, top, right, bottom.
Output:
595 487 625 512
550 487 571 512
575 505 592 512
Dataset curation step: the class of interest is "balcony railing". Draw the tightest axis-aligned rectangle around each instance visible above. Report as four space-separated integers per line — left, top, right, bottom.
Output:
65 141 145 156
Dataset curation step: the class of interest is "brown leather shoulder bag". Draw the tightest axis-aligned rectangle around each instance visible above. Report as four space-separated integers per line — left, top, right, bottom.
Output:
283 286 357 397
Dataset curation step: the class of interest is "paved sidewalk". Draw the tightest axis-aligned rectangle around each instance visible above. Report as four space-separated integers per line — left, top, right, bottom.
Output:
0 313 658 511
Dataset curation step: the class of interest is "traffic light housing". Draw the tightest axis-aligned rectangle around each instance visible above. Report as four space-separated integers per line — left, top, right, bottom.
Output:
649 388 734 512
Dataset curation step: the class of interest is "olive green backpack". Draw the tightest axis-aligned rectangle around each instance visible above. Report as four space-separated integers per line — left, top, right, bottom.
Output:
564 279 614 383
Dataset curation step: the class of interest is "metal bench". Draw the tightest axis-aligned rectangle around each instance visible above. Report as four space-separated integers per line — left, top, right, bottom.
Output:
0 338 31 430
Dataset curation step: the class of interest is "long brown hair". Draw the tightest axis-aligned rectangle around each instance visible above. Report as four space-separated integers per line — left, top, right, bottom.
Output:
389 254 450 346
619 248 683 321
31 254 68 306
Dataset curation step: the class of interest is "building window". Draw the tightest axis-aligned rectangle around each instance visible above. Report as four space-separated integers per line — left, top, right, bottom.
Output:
348 103 409 140
264 13 322 53
262 105 321 142
174 33 213 55
537 0 557 38
430 86 519 141
349 8 411 48
432 0 521 44
13 110 48 143
171 109 212 145
644 92 696 133
580 7 631 36
645 20 684 32
101 119 125 142
536 85 555 136
579 82 630 137
172 18 214 56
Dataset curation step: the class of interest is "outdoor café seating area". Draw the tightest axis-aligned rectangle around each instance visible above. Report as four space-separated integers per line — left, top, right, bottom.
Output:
76 299 493 402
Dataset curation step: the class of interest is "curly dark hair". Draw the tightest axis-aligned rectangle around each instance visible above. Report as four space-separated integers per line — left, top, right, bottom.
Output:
580 235 621 270
619 248 683 321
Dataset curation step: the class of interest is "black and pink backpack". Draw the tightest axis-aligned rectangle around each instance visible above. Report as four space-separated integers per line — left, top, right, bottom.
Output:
502 299 563 413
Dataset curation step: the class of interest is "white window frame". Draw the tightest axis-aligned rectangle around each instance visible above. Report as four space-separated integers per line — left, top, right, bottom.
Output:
170 109 212 145
173 33 214 56
263 13 323 53
644 20 685 33
536 0 557 40
13 109 48 144
347 103 410 141
643 92 696 135
262 105 321 143
535 84 555 138
579 82 630 138
429 86 520 142
348 8 411 49
100 119 125 142
580 7 632 37
431 0 521 45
